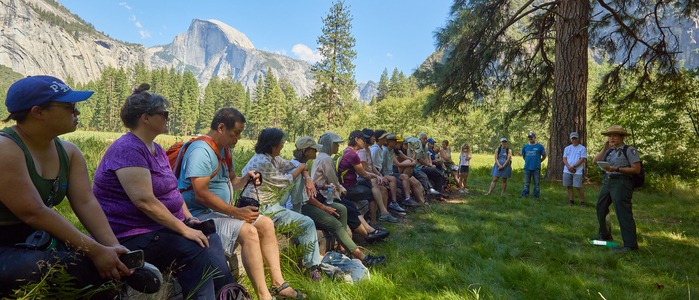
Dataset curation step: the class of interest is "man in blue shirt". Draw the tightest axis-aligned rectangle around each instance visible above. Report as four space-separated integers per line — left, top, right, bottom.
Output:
521 132 547 198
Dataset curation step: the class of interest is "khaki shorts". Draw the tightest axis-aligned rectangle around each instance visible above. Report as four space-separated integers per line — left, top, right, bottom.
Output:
562 173 583 188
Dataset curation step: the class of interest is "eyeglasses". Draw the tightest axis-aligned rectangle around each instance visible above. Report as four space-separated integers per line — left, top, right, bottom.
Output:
151 110 170 120
46 177 60 207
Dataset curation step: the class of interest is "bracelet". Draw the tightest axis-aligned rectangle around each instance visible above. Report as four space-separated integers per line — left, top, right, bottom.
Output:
616 167 621 172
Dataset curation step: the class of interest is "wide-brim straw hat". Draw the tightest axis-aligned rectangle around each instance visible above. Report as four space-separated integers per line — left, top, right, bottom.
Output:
601 125 629 136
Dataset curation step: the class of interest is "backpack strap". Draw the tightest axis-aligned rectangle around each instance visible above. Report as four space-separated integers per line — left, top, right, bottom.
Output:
336 148 352 184
176 136 232 192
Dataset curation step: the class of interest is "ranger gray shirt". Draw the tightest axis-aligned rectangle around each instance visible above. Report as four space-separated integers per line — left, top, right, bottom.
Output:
604 145 641 176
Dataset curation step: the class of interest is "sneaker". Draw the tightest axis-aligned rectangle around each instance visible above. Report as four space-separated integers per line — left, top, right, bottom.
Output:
589 234 613 241
459 189 466 193
580 202 586 207
378 213 399 223
366 229 390 242
388 201 406 213
401 197 421 207
428 188 441 195
362 254 386 267
124 262 162 294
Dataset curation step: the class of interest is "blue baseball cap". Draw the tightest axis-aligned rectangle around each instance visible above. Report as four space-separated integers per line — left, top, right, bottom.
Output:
427 138 436 144
6 76 93 113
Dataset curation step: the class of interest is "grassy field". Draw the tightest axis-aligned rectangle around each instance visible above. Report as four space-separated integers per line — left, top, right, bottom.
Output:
42 132 699 299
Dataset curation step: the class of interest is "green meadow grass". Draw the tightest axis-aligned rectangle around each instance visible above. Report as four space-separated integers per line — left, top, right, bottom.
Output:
47 133 698 299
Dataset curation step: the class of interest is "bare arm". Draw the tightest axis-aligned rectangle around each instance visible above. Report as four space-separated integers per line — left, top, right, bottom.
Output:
115 167 208 247
0 140 129 280
190 176 259 223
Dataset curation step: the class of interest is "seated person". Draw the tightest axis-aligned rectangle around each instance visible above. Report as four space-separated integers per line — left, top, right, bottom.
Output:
369 130 406 215
0 76 155 297
293 136 386 266
311 132 389 242
414 133 447 201
381 134 424 206
240 128 323 273
178 108 304 299
338 130 399 225
93 84 233 299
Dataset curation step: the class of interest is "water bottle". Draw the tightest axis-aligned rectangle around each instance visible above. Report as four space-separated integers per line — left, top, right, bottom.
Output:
326 186 334 203
589 240 618 248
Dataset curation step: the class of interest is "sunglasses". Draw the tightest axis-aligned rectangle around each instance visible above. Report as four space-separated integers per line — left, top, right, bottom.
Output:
51 102 78 114
151 110 170 120
46 177 60 207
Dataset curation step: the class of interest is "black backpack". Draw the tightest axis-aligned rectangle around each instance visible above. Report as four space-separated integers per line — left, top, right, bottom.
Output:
604 145 645 189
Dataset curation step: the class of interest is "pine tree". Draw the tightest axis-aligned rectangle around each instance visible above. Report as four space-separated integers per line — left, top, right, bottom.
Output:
310 0 357 131
199 77 219 133
375 68 389 102
418 0 696 179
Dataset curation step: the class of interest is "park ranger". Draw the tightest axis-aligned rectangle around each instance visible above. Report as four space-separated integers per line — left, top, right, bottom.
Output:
591 125 641 252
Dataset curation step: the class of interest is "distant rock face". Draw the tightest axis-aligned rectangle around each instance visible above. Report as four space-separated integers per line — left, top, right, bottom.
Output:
357 81 377 103
0 0 147 83
0 1 374 100
149 19 315 96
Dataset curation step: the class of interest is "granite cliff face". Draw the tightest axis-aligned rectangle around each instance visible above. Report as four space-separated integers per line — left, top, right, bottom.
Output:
149 19 315 96
0 1 318 97
0 0 147 83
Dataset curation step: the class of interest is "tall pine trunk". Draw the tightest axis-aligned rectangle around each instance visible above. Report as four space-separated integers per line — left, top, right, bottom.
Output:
549 0 590 180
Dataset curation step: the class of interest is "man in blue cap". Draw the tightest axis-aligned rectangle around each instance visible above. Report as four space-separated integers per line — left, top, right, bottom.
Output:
521 132 546 198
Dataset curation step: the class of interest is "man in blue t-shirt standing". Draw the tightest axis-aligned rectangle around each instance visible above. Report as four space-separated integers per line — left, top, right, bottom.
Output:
521 132 547 198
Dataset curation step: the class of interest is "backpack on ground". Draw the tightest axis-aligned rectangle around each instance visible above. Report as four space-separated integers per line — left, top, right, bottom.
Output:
603 145 645 189
166 136 232 191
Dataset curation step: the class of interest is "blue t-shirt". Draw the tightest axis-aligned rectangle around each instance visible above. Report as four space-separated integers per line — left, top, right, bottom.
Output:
178 140 233 216
522 143 546 170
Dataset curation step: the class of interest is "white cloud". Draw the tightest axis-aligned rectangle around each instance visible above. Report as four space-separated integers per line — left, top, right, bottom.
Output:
139 30 152 39
386 53 393 59
292 44 323 63
121 4 151 41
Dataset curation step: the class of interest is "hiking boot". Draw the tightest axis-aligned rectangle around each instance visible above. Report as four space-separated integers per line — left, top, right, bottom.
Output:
124 262 162 294
362 254 386 267
612 246 638 253
378 213 399 223
388 201 406 213
589 234 613 241
401 197 421 207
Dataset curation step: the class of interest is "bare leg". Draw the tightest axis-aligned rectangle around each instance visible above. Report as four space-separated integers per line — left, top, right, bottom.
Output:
567 187 574 201
463 172 469 190
486 177 498 195
357 215 375 234
409 177 425 203
370 179 390 215
239 222 272 300
451 170 461 186
577 187 585 204
369 201 378 224
255 216 300 299
501 178 508 195
399 174 411 198
386 175 398 201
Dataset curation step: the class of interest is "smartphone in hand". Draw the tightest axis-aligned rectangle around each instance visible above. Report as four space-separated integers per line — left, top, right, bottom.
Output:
189 219 217 236
120 249 145 269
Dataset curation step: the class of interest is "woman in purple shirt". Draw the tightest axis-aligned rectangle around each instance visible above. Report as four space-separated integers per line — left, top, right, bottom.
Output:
93 84 233 299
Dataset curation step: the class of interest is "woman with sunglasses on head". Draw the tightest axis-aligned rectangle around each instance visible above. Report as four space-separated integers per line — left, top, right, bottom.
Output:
0 76 156 297
92 84 234 299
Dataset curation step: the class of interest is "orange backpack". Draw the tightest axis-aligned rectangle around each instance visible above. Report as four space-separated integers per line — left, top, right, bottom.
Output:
166 136 233 191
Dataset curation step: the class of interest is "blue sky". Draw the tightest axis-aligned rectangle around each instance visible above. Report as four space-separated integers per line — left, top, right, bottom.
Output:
58 0 453 83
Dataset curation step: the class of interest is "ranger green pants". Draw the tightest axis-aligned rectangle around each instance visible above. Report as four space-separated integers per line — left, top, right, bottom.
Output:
596 176 638 249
